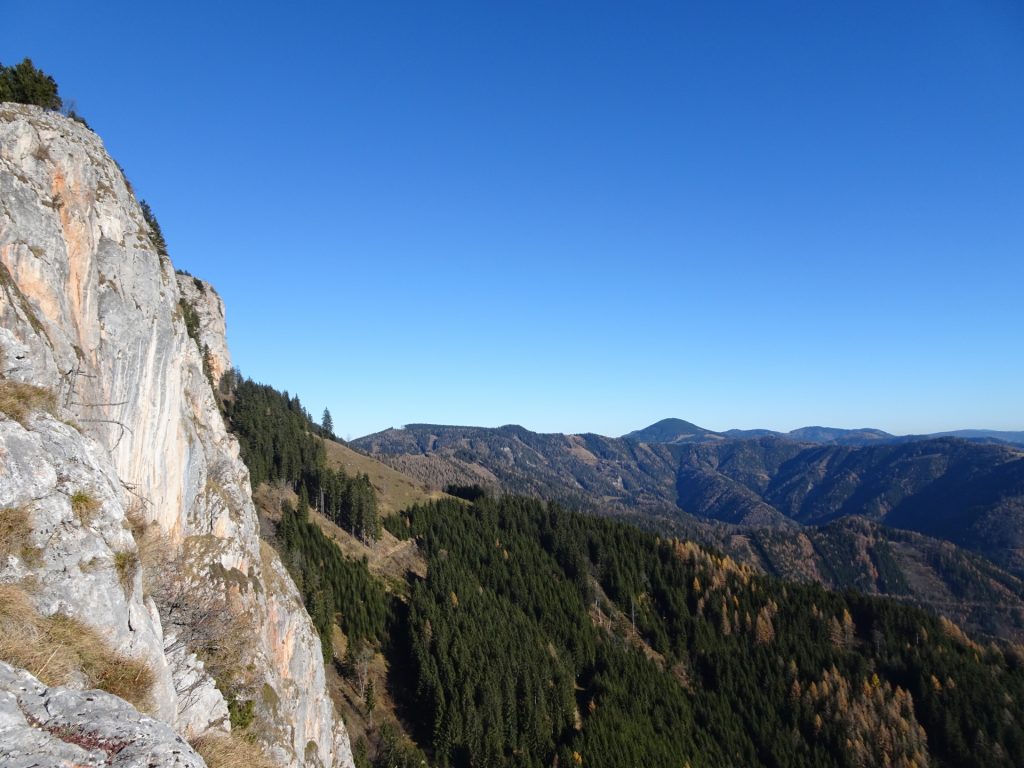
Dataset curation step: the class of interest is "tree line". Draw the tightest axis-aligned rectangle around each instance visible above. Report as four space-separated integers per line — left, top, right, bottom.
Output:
276 494 391 663
0 58 90 127
224 376 380 542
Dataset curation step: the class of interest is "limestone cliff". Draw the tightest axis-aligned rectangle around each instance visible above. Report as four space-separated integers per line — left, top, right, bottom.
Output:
0 660 206 768
0 103 353 767
176 274 232 389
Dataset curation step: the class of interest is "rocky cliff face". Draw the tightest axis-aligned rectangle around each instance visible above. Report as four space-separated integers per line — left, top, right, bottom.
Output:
0 660 206 768
176 274 232 388
0 103 353 767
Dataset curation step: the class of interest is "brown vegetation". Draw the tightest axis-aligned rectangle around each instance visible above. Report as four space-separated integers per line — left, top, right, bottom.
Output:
114 550 139 594
0 583 153 709
189 732 276 768
799 665 929 768
70 489 101 526
0 505 40 564
0 380 57 425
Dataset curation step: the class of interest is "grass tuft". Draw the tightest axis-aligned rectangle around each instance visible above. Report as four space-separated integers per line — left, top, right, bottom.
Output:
70 490 101 526
0 505 40 564
0 380 57 425
0 583 154 710
114 550 139 594
190 733 276 768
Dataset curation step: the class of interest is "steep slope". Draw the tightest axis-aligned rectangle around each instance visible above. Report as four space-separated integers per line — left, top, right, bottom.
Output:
677 437 1024 574
0 104 352 766
381 495 1024 768
639 515 1024 641
320 437 443 515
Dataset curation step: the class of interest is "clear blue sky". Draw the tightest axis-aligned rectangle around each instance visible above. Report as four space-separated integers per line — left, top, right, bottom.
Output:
6 1 1023 438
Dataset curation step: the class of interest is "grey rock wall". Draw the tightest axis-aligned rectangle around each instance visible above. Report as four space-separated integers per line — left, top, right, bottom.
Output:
0 103 352 767
0 661 205 768
177 274 232 388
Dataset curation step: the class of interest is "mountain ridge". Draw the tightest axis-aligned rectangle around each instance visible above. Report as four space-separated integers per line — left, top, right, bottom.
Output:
621 417 1024 447
352 421 1024 640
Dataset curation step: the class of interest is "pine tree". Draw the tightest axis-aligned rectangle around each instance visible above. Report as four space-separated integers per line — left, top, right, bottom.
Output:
365 679 376 714
139 200 168 257
0 58 62 109
322 407 334 437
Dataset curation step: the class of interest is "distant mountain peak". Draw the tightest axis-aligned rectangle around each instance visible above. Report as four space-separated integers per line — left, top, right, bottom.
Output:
622 418 722 444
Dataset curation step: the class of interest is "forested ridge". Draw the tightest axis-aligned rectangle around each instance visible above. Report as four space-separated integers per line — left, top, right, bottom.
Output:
352 425 1024 580
221 381 1024 767
384 496 1024 768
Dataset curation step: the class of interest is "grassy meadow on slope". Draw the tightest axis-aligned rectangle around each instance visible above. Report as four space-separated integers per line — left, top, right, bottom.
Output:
320 437 445 515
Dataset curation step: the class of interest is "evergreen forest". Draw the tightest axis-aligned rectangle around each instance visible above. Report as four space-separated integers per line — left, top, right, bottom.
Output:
224 377 380 541
379 496 1024 768
221 378 1024 768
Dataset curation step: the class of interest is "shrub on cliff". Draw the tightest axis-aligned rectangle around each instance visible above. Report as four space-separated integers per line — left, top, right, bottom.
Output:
0 58 62 110
140 200 169 257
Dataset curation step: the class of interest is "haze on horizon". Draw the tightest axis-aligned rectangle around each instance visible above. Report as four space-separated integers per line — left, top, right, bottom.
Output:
5 1 1023 439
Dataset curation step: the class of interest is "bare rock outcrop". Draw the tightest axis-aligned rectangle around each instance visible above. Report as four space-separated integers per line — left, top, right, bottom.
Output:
177 274 232 388
0 103 352 767
0 661 205 768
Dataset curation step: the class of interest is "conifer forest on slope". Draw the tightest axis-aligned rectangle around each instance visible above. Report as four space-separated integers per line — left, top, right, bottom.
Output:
224 377 1024 768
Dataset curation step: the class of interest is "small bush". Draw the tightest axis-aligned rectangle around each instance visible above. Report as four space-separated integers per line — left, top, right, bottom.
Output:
180 299 201 344
70 490 101 526
139 200 168 257
0 381 57 425
129 505 166 597
148 543 256 702
227 698 256 730
61 101 91 129
189 733 276 768
0 583 153 710
0 505 39 564
114 550 139 594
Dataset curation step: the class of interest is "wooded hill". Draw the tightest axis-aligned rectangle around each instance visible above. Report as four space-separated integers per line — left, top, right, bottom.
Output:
218 378 1024 766
385 495 1024 767
351 424 1024 641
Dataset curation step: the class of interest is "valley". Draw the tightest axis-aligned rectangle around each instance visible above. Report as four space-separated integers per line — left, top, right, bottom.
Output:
352 422 1024 643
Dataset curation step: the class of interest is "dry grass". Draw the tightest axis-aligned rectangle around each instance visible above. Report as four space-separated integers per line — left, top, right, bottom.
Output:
114 550 139 594
133 520 167 597
124 498 165 584
320 437 444 515
189 732 276 768
0 583 154 710
0 380 57 425
0 505 40 564
70 490 101 526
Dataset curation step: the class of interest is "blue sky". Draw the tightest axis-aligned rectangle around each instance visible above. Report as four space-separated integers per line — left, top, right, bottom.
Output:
5 1 1023 438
